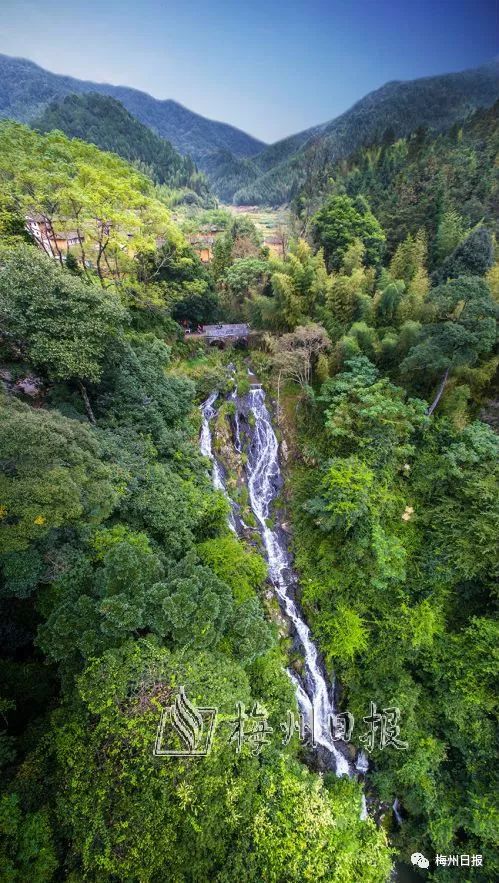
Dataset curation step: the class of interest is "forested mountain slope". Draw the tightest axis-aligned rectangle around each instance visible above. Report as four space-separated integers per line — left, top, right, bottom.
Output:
33 93 208 191
206 172 499 876
294 99 499 258
0 121 391 882
1 52 498 883
0 53 265 164
219 61 499 204
2 53 498 205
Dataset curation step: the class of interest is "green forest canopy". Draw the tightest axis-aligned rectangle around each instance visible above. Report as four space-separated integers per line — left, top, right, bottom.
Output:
0 96 498 881
33 92 213 203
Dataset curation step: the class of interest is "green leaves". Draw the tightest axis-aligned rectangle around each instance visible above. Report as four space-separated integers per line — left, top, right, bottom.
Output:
197 534 267 602
432 226 494 284
401 276 497 386
0 243 125 382
48 640 390 882
33 92 205 192
312 195 385 272
0 794 57 883
0 120 186 286
0 398 121 552
320 356 427 467
305 455 375 535
148 553 232 650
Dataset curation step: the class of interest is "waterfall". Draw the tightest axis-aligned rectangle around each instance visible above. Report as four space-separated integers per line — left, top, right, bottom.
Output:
230 389 243 453
199 386 356 780
200 392 237 533
393 798 403 827
356 750 369 774
244 387 352 776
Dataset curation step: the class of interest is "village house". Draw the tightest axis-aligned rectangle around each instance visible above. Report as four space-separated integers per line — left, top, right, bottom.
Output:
187 234 214 263
25 214 84 258
187 225 224 263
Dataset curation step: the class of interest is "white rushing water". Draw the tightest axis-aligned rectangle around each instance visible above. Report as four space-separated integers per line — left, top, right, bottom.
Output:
230 389 243 453
356 750 369 774
200 392 237 533
244 387 351 776
393 798 403 827
200 386 353 779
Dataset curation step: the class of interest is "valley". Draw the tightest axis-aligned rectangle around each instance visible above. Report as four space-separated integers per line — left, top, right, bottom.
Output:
0 37 498 883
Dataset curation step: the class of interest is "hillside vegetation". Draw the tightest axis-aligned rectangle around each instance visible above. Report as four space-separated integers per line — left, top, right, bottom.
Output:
189 132 499 878
0 122 391 883
0 67 498 882
294 100 499 257
217 61 499 204
33 92 212 201
0 53 265 164
3 53 498 207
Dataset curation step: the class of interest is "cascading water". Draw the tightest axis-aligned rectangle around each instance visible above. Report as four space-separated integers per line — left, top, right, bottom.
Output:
199 385 353 779
244 387 351 776
231 389 243 453
393 798 403 827
200 391 237 533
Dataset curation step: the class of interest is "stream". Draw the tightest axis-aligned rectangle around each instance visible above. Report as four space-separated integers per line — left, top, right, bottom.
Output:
199 390 237 534
244 386 353 776
200 382 366 784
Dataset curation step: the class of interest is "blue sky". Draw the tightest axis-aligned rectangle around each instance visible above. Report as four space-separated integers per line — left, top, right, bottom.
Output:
1 0 497 142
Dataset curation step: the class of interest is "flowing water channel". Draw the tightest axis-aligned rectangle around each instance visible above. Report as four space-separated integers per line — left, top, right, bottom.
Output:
200 383 369 800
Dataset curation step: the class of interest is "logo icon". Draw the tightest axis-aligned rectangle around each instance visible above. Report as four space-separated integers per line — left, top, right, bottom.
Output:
411 852 430 869
154 687 217 757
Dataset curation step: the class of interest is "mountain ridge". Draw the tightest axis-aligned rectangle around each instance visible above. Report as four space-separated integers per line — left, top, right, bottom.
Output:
227 59 499 204
0 53 266 163
1 53 498 205
32 92 209 195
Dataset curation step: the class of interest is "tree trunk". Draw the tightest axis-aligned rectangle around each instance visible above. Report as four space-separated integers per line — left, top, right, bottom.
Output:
427 368 449 416
79 382 96 425
96 246 105 285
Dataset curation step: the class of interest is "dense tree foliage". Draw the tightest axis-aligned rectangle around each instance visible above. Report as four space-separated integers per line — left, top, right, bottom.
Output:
0 121 192 287
33 92 212 200
0 131 390 881
201 98 499 876
216 64 499 204
1 66 498 881
253 144 497 878
294 101 499 260
0 244 125 382
312 195 386 271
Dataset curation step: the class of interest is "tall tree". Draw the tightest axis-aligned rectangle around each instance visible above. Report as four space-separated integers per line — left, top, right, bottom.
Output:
432 226 494 284
401 276 497 413
311 195 385 271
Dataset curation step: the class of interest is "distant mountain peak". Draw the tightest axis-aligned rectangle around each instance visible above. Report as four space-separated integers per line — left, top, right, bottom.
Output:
0 52 266 164
222 59 499 204
31 92 211 197
1 53 498 206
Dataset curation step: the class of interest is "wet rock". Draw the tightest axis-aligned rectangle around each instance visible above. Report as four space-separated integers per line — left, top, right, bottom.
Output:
290 656 305 676
14 375 44 398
